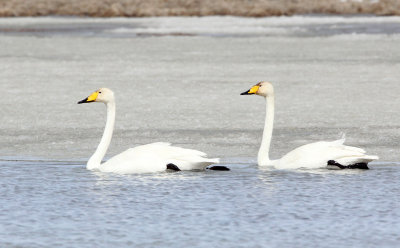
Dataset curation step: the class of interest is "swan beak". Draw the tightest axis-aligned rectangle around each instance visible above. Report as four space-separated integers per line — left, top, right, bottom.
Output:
77 91 99 104
240 85 259 95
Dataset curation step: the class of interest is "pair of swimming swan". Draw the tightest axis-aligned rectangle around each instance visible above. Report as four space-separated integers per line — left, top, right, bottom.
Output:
78 81 378 174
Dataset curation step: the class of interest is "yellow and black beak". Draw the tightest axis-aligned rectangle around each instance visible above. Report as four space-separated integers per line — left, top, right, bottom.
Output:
240 85 259 95
77 91 99 104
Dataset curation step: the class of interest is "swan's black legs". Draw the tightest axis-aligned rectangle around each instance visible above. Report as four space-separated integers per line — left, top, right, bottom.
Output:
166 163 181 171
327 160 345 169
327 160 369 170
207 166 230 171
166 164 230 171
346 162 369 170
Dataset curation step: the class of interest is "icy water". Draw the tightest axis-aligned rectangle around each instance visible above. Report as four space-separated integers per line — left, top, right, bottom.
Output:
1 16 400 247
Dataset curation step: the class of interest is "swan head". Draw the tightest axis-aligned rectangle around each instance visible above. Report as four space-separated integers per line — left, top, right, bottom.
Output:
240 81 274 97
78 88 114 104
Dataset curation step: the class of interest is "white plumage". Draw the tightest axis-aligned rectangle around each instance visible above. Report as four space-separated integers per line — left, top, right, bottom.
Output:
274 138 378 169
78 88 219 174
241 81 378 169
100 142 219 174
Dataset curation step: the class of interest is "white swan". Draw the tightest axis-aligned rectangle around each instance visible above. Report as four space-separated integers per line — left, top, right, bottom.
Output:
77 88 220 173
241 81 378 169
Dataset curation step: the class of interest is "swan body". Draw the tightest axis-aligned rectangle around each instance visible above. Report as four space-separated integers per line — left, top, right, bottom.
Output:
99 142 218 174
241 82 378 169
272 138 378 169
78 88 219 174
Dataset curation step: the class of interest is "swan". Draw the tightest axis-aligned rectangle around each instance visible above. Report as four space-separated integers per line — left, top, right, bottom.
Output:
77 88 222 173
240 81 378 169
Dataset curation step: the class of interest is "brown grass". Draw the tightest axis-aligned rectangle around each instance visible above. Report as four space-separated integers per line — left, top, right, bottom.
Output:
0 0 399 17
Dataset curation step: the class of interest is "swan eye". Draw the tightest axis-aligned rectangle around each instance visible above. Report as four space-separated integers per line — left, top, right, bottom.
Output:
99 91 102 94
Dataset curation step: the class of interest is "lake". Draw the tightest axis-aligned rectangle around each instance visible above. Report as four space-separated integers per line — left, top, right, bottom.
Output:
1 16 400 247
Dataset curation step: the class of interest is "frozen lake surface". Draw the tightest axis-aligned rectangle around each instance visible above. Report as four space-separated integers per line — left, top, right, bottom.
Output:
1 16 400 247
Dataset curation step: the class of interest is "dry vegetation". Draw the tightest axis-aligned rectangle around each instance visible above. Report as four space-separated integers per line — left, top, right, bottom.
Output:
0 0 399 17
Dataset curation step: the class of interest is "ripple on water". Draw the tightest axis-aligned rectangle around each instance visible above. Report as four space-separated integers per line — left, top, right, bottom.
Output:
0 158 399 247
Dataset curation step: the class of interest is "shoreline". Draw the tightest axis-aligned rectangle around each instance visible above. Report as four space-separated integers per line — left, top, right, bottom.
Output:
1 15 400 38
0 0 399 17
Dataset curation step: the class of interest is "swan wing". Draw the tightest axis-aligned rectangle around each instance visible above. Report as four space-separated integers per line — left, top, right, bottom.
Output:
141 142 219 171
276 139 378 169
99 142 219 173
99 144 167 173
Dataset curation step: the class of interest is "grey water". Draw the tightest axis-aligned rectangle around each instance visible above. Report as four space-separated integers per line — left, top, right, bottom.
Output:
1 16 400 247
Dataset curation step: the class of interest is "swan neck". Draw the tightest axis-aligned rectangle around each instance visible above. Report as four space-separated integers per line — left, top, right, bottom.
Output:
258 95 274 166
87 101 115 170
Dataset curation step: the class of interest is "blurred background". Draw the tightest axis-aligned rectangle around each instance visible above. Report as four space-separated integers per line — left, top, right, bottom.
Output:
0 11 399 161
0 0 400 16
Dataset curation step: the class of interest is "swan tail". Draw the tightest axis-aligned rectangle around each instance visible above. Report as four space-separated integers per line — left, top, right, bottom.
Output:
330 134 368 154
326 138 378 169
369 155 379 160
163 143 208 158
195 159 220 170
138 142 220 170
329 137 367 155
356 155 379 162
178 157 219 165
332 136 346 146
341 145 366 154
207 158 220 164
333 154 379 168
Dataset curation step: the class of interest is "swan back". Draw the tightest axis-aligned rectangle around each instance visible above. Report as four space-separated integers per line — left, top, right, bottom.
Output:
99 142 219 173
